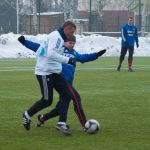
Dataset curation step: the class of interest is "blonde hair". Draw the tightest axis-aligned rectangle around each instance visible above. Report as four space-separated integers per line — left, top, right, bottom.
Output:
62 21 76 29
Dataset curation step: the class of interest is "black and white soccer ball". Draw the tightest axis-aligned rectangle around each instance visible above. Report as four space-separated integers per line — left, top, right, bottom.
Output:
85 119 100 134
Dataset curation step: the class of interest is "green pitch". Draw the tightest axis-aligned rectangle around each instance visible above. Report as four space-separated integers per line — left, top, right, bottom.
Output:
0 57 150 150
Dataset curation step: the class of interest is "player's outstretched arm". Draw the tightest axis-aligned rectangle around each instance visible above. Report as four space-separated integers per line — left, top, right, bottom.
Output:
76 49 106 63
18 35 40 52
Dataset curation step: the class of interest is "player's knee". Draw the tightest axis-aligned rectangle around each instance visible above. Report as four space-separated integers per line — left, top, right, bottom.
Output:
120 55 125 60
128 56 133 61
63 93 72 100
42 98 52 106
74 106 77 112
74 106 83 113
76 94 81 100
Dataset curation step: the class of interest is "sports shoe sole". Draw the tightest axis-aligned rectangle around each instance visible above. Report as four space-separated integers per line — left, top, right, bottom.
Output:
55 126 71 135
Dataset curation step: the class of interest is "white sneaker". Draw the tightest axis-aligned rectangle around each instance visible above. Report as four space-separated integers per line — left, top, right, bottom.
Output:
23 111 31 130
55 123 71 135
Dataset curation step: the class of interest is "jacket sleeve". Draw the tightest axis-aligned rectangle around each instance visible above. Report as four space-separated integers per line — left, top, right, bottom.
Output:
75 51 97 63
122 26 127 42
135 27 139 45
24 40 40 52
46 33 69 64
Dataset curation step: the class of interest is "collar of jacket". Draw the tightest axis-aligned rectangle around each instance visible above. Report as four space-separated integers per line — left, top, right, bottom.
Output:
57 27 67 41
64 47 74 52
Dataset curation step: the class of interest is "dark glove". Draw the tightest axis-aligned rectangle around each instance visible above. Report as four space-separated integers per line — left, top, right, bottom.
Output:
68 57 76 66
18 35 25 45
136 43 139 48
96 49 106 58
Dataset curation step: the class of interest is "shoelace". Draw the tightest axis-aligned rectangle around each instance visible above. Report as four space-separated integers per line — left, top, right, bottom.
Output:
23 116 30 124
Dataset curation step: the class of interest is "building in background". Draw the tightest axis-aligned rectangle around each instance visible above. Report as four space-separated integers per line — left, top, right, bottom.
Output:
24 12 64 34
77 0 134 33
0 0 140 35
102 10 134 32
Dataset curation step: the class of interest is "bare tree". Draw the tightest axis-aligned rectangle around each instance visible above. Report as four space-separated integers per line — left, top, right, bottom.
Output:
106 0 132 10
32 0 38 34
72 0 78 19
95 0 110 30
62 0 70 21
62 0 78 20
96 0 109 18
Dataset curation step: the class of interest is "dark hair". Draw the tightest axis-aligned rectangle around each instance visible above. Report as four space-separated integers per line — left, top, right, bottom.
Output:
62 21 76 29
128 17 133 20
65 35 76 42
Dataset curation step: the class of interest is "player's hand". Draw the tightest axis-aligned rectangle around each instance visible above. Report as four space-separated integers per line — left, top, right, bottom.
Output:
18 35 25 45
96 49 106 58
136 43 139 48
68 57 76 66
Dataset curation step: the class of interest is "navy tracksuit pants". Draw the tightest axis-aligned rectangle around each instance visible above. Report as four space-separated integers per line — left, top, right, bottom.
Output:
27 73 87 127
42 81 87 127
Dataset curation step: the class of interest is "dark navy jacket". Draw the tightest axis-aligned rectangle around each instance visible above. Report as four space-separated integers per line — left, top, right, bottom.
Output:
121 24 138 48
23 40 97 84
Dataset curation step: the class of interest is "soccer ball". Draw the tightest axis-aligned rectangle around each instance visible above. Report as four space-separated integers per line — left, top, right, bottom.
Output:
85 119 100 134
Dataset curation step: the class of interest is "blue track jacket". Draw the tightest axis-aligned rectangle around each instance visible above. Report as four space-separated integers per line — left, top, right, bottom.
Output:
121 24 138 48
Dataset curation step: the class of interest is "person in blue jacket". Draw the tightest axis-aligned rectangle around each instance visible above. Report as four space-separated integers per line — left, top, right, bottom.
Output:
117 17 139 72
18 35 106 130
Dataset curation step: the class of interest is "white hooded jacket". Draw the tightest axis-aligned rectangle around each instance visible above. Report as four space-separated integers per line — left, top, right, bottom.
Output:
35 30 69 75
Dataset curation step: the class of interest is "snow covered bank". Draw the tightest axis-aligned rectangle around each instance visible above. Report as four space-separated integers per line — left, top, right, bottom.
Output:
0 33 150 58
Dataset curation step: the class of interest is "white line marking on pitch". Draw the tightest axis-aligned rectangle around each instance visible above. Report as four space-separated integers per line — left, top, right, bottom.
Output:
0 66 150 72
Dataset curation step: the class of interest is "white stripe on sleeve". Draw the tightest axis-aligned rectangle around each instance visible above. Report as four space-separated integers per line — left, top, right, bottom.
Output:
122 28 126 42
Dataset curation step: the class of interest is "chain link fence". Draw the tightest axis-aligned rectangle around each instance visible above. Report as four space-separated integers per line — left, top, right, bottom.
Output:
1 13 150 36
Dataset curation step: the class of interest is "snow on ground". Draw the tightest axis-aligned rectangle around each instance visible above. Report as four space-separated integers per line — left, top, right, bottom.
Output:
0 32 150 58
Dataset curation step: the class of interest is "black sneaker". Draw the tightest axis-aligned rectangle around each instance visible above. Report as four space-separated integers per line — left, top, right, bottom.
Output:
37 114 45 127
117 65 121 71
55 123 71 135
128 68 135 72
23 112 31 131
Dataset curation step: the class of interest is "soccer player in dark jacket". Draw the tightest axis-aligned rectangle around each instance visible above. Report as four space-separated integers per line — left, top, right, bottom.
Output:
18 35 106 131
117 17 139 72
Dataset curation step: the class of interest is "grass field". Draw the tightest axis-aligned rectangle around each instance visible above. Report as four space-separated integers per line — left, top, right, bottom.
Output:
0 57 150 150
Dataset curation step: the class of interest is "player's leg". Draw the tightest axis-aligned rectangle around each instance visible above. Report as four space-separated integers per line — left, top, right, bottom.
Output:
117 47 128 71
23 74 54 130
53 74 72 135
67 84 87 128
128 46 134 72
37 97 72 128
37 80 87 130
37 100 61 126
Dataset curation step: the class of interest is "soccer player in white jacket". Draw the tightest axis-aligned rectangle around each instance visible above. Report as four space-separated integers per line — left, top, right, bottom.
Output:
22 21 77 135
